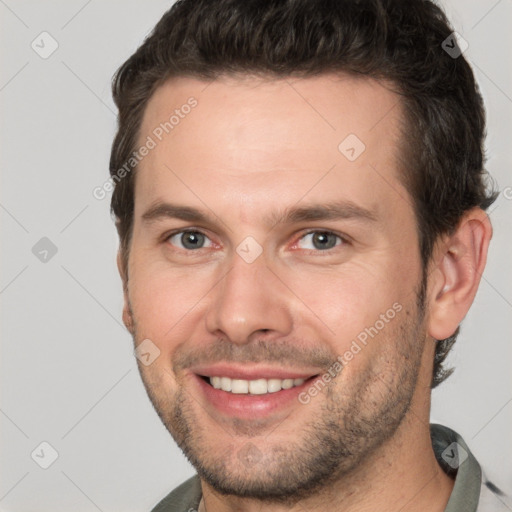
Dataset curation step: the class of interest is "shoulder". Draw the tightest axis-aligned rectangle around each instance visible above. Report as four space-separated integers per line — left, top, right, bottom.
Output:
430 424 511 512
150 475 202 512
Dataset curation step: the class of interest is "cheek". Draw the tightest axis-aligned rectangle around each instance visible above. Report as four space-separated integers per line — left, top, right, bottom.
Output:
287 259 410 350
128 260 215 348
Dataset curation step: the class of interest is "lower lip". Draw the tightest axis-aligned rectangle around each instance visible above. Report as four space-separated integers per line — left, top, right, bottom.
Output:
193 374 317 419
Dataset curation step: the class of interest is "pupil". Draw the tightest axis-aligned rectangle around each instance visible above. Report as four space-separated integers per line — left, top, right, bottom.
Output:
182 232 203 249
313 232 336 250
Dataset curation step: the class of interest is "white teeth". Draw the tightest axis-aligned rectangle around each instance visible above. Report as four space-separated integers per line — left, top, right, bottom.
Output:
231 379 249 394
267 379 282 393
281 379 294 389
208 376 307 394
248 379 268 395
220 377 232 392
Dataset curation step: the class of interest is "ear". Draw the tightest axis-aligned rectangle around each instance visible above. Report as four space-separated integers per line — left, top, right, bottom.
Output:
427 208 492 340
117 251 134 334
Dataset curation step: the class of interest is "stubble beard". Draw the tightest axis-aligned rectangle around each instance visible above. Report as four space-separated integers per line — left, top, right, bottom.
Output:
134 289 427 505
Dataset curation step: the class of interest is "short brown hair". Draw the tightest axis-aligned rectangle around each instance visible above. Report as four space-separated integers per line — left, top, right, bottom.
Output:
109 0 497 387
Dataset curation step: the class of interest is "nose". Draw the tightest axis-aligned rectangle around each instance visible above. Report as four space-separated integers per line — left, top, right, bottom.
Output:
204 251 294 345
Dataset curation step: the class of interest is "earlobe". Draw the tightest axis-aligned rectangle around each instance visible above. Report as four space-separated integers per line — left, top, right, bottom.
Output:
117 251 134 334
427 208 492 340
122 303 134 335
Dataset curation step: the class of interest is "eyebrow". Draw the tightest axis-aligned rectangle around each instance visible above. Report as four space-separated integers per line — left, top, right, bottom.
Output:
141 200 379 228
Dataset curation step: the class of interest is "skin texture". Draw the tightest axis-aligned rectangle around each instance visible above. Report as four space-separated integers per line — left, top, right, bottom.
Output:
118 74 492 512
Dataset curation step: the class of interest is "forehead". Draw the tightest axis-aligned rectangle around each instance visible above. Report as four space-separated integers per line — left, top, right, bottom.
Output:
134 73 408 223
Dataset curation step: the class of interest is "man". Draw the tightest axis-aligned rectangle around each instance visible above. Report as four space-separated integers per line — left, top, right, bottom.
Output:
108 0 508 510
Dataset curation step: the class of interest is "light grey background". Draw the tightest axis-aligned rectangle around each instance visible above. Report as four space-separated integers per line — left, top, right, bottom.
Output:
1 1 511 510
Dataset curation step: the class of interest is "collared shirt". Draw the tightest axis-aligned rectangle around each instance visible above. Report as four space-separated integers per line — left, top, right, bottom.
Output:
151 424 510 512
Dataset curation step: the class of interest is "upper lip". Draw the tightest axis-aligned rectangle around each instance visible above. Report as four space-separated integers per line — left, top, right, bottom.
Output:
191 363 321 381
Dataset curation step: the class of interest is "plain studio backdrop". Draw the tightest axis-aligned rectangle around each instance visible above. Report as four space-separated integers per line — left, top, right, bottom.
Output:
1 1 511 510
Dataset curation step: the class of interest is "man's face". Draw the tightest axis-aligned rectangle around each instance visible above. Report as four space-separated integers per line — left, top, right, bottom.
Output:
123 74 429 500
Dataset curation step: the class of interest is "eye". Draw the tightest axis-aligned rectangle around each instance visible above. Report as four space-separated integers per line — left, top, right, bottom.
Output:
296 231 344 251
167 230 213 250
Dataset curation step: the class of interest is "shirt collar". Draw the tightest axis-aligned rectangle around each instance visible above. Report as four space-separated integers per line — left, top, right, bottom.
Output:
430 423 482 512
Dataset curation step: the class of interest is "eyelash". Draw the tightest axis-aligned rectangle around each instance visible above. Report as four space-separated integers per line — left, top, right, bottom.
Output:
163 228 349 254
293 229 348 253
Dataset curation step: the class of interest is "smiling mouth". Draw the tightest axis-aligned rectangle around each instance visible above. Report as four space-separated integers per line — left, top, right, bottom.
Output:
199 375 318 395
